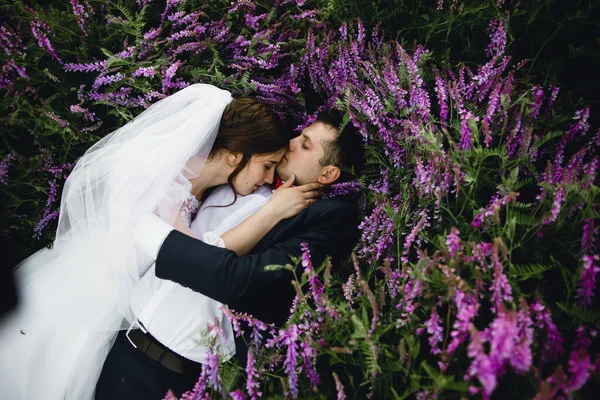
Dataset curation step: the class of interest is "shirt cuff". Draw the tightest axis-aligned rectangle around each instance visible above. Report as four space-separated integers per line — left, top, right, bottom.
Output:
134 213 174 261
203 231 226 248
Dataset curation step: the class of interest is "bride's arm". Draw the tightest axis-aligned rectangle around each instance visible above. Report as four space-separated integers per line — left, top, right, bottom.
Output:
173 212 199 239
220 176 322 256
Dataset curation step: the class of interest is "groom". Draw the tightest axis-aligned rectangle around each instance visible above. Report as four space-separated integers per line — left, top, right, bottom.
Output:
96 112 364 398
157 112 363 323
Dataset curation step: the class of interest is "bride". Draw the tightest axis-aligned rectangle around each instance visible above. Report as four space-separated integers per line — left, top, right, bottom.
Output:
0 84 318 399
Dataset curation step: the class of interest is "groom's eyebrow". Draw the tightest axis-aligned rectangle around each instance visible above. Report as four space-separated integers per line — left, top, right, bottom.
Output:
301 133 312 142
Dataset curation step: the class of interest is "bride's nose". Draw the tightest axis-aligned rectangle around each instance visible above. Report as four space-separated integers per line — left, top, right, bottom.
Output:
265 168 275 184
288 137 299 152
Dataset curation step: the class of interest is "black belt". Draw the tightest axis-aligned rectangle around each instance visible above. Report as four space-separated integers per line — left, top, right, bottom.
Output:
126 329 201 374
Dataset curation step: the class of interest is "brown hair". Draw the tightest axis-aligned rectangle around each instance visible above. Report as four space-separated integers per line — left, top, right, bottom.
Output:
316 112 365 182
209 97 288 197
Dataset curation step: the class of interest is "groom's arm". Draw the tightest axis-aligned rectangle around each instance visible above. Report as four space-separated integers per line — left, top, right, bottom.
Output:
154 202 358 304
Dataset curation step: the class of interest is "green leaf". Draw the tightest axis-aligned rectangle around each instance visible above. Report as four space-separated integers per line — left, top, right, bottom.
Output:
263 264 294 272
351 314 367 339
508 263 552 281
556 302 600 328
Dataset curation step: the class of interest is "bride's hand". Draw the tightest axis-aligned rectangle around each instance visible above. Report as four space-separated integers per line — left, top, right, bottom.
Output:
265 175 322 220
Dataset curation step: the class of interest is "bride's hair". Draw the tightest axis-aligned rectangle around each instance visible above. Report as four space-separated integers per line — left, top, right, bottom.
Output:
210 97 288 193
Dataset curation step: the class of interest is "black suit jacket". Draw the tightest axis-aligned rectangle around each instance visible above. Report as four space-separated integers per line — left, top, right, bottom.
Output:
155 196 359 328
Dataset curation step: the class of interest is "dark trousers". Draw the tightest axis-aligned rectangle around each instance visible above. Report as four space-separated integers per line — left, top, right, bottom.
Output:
95 330 203 400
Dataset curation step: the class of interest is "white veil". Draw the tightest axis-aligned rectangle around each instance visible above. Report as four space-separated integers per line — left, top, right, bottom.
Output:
0 84 233 399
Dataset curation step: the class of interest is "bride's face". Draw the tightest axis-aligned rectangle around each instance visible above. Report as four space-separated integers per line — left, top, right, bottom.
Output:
232 149 286 195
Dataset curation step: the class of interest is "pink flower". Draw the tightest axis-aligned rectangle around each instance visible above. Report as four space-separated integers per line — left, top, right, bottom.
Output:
466 327 497 396
425 307 444 355
575 254 600 307
445 227 462 257
568 348 592 391
332 372 346 400
245 350 261 399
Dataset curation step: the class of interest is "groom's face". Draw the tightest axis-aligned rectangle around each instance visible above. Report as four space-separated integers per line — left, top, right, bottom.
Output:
276 122 338 185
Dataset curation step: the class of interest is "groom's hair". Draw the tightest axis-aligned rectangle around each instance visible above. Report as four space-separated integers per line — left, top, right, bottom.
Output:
210 97 288 198
316 111 365 183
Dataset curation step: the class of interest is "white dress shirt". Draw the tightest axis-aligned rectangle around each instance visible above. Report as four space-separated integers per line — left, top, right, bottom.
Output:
131 185 272 363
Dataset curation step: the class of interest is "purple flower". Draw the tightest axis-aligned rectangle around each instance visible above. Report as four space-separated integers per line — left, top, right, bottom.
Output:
487 15 508 59
582 218 597 253
162 390 177 400
435 76 449 123
92 72 126 89
531 299 564 362
425 307 444 355
459 111 478 150
0 153 16 184
568 348 592 391
245 350 261 399
3 60 28 80
0 24 25 56
401 211 428 263
206 351 222 393
30 19 63 63
300 336 320 388
466 327 497 397
530 85 544 119
574 325 596 350
547 85 560 114
43 111 69 127
566 106 591 138
64 60 107 73
358 201 395 262
447 290 479 354
332 371 346 400
323 180 361 199
69 105 96 121
282 324 299 398
229 390 247 400
70 0 94 36
396 278 422 327
132 66 156 78
33 210 60 239
162 61 182 92
542 186 565 225
472 192 518 229
181 365 208 400
488 308 519 373
575 254 600 307
143 27 161 41
445 227 462 257
342 273 356 305
510 300 534 374
490 241 512 312
301 242 327 313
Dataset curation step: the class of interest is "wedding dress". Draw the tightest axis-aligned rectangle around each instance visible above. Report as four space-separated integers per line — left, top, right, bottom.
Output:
0 84 234 400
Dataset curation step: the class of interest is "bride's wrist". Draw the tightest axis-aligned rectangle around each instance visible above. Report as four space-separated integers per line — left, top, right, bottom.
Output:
260 201 281 220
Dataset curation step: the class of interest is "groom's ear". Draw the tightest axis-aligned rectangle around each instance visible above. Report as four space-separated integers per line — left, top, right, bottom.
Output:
317 165 340 185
